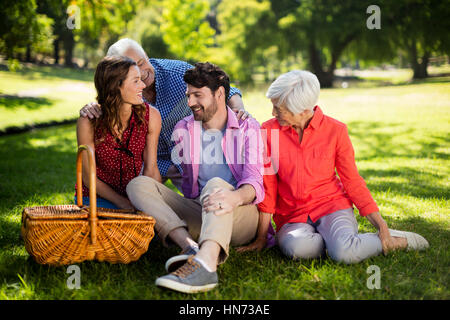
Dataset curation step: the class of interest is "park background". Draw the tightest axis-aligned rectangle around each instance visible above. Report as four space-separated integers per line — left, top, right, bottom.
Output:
0 0 448 299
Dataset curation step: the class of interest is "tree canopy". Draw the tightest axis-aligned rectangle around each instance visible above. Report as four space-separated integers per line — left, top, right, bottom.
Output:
1 0 448 85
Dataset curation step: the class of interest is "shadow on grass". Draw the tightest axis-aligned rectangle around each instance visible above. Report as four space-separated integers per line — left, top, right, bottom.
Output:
345 120 449 200
2 212 446 299
348 121 449 161
0 95 55 110
0 124 178 298
0 124 77 207
0 122 448 299
362 167 449 200
238 213 448 258
0 63 94 82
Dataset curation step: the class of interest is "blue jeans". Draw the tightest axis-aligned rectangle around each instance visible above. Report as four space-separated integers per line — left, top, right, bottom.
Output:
74 196 119 209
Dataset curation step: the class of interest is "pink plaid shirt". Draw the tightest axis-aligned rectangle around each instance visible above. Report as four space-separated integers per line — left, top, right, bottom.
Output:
172 106 265 204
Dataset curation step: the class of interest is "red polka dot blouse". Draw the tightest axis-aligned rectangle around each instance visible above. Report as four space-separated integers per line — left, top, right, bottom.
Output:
76 103 150 198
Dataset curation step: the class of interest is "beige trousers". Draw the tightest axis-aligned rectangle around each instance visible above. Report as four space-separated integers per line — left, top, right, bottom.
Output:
126 176 259 264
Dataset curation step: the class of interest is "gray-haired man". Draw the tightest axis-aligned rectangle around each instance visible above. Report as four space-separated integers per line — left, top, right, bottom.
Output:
79 38 251 192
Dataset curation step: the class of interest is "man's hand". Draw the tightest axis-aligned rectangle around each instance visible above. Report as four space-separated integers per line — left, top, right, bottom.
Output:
228 94 252 120
80 102 102 119
236 109 252 120
203 188 242 216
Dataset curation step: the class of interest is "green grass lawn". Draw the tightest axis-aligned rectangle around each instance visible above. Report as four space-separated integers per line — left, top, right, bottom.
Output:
0 64 95 132
0 65 449 300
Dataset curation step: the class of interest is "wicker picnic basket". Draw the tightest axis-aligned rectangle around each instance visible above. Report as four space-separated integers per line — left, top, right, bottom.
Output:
21 144 156 266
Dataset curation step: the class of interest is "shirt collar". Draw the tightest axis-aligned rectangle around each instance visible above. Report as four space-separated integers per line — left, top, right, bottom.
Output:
279 105 323 132
309 105 323 130
225 105 240 129
149 58 159 103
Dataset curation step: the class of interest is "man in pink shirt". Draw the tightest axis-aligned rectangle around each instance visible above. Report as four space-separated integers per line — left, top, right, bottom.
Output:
126 62 264 293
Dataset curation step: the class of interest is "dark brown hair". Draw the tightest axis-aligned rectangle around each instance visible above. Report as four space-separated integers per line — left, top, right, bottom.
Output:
183 62 230 100
93 56 146 143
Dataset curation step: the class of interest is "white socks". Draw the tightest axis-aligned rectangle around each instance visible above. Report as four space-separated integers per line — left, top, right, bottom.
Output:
194 256 215 273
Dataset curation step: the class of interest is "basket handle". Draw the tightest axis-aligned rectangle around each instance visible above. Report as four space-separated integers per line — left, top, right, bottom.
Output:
76 145 97 245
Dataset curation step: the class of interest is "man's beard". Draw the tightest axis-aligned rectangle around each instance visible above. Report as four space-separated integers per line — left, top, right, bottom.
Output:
193 100 218 122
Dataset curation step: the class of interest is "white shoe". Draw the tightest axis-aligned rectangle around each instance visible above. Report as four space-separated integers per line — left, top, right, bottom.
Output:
389 229 430 251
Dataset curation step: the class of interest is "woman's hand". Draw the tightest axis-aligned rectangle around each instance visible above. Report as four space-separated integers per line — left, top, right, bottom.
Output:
236 211 272 253
366 211 405 255
116 197 135 210
378 226 397 255
236 237 267 253
378 225 409 255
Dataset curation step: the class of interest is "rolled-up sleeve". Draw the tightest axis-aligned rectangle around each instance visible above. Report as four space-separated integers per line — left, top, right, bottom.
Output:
172 120 192 198
257 124 278 214
236 119 265 205
257 174 277 213
335 124 379 216
228 86 242 100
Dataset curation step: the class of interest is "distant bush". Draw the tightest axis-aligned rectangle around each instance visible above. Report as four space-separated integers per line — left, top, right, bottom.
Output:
7 59 22 72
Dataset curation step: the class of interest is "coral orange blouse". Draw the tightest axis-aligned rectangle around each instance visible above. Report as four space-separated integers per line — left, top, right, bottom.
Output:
258 106 379 231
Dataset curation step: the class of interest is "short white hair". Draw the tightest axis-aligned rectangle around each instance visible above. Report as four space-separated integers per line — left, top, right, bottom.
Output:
266 70 320 114
106 38 146 58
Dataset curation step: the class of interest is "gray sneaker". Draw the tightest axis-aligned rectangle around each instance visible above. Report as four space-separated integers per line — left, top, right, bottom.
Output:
156 257 218 293
165 246 199 273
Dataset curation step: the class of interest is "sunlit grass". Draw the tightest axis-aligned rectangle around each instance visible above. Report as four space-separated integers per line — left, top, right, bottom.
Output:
0 65 95 131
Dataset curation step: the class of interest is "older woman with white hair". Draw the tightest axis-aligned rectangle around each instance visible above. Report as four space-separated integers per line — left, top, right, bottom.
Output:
237 70 429 263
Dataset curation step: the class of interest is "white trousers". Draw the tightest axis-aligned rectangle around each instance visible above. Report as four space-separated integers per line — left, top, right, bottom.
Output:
276 208 383 264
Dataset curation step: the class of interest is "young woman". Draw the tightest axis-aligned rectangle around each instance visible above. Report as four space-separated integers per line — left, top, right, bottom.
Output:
75 56 162 209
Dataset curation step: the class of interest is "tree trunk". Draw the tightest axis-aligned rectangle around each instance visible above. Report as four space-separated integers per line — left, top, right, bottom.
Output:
54 38 60 65
413 52 429 79
63 32 75 67
409 41 429 79
308 41 334 88
26 44 32 62
318 71 334 88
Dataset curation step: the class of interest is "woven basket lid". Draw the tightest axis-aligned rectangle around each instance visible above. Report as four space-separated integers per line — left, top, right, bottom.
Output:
23 204 155 222
23 205 88 220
